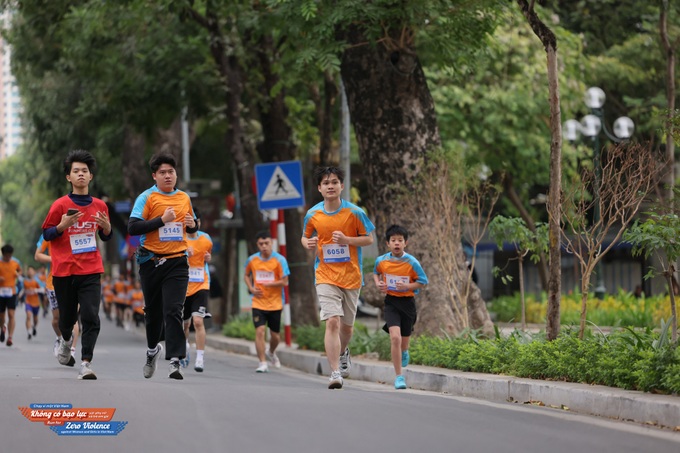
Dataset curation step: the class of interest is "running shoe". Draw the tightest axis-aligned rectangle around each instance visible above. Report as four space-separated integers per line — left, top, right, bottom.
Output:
256 362 269 373
57 337 74 366
143 343 163 379
180 342 191 368
402 350 410 368
194 357 204 373
394 375 407 390
78 362 97 380
32 326 37 336
6 337 12 347
339 347 351 378
53 338 60 357
0 325 5 343
266 349 281 368
28 332 32 340
168 360 183 380
328 370 343 389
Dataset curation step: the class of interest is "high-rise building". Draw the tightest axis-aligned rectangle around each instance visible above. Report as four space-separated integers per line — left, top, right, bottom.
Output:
0 12 22 160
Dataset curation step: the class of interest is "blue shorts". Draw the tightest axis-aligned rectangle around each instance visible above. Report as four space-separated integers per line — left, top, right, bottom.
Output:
25 304 40 317
0 295 17 313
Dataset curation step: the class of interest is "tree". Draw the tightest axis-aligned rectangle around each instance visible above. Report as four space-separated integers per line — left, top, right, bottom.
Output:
515 0 563 340
489 216 548 331
561 143 664 339
625 209 680 345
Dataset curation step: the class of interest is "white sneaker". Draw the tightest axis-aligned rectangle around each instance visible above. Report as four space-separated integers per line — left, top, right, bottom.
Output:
339 347 351 378
53 339 60 357
143 344 163 379
266 350 281 368
57 337 75 367
328 370 343 389
77 362 97 380
194 357 204 373
256 362 269 373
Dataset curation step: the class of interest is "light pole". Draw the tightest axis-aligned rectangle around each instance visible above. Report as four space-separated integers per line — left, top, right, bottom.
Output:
564 87 635 299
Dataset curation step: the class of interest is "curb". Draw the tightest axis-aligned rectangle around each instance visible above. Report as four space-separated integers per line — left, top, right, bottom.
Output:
205 334 680 429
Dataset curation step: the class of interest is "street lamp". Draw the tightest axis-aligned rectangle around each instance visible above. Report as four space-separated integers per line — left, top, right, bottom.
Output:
564 87 635 299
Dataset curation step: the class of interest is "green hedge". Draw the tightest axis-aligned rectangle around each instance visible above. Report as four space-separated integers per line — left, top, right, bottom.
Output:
221 316 680 394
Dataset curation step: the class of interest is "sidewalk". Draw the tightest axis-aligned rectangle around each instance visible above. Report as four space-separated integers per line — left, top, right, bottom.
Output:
205 332 680 430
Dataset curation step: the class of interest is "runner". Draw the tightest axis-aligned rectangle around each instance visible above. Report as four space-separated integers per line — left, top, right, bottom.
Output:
23 266 42 340
41 149 112 380
302 166 375 389
182 208 213 372
0 244 21 347
128 152 197 380
35 236 80 359
244 230 290 373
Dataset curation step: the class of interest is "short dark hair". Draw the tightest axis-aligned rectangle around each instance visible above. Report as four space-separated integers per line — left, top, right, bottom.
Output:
64 150 96 176
314 166 344 185
386 224 409 241
1 244 14 255
149 152 177 173
256 230 272 241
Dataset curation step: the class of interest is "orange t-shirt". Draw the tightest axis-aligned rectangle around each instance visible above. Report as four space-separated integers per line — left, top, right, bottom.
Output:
23 279 41 308
0 258 21 297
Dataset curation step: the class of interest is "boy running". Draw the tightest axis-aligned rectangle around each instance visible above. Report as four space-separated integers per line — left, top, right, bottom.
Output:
35 236 80 358
23 266 42 339
244 230 290 373
182 208 213 372
128 152 197 380
42 150 112 379
0 244 21 347
302 166 375 389
373 225 428 389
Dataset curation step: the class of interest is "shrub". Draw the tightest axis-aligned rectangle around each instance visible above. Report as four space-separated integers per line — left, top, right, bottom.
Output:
222 313 255 341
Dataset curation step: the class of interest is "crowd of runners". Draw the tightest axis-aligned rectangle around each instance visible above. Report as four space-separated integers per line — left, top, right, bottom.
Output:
1 152 428 390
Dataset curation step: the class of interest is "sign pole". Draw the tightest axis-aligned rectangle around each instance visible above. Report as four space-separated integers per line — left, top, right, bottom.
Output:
277 209 292 347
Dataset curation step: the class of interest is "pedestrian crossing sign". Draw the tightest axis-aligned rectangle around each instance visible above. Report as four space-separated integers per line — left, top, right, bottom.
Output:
255 160 305 210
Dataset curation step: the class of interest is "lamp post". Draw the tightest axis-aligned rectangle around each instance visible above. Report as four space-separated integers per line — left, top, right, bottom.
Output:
564 87 635 299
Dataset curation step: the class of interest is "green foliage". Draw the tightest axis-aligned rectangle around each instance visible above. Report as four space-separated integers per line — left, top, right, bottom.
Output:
489 290 670 328
222 313 256 341
624 213 680 275
222 315 680 393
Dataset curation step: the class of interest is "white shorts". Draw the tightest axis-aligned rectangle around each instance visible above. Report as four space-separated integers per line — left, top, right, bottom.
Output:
47 289 59 311
317 284 360 326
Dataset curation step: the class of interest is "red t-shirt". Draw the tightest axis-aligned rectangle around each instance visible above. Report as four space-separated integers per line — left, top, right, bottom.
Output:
41 195 108 277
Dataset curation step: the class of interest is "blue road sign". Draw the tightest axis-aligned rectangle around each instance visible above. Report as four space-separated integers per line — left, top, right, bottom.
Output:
255 161 305 210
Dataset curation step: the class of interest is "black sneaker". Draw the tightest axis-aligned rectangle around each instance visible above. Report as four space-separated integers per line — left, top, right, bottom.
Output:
143 344 163 379
32 327 37 336
0 325 5 343
168 360 183 380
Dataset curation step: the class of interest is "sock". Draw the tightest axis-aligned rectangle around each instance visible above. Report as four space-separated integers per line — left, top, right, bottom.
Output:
147 345 158 354
196 350 204 360
170 357 179 362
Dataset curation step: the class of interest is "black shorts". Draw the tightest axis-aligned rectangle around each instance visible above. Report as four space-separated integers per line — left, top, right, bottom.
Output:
0 295 17 312
252 308 282 333
382 295 417 337
183 290 210 321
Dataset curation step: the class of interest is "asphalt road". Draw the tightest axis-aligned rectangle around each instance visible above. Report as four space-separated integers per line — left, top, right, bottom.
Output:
1 306 679 453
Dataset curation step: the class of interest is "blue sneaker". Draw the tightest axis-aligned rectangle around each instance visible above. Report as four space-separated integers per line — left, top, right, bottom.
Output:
394 375 406 390
401 350 410 368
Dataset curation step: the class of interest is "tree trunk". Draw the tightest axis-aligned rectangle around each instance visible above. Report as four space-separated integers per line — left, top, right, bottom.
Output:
254 34 319 326
340 25 493 337
121 127 151 199
660 1 676 206
517 0 562 340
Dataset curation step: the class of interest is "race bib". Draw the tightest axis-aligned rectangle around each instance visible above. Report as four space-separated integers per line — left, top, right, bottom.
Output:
0 287 12 297
69 232 97 254
159 222 183 242
322 244 350 263
255 270 275 283
189 267 205 283
386 274 410 291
